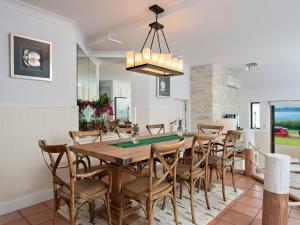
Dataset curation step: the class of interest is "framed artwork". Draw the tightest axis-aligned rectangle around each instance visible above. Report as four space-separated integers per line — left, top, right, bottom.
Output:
157 76 170 98
10 33 52 81
114 97 130 121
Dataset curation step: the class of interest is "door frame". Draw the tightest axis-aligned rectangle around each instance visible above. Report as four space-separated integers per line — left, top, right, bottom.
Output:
270 105 275 153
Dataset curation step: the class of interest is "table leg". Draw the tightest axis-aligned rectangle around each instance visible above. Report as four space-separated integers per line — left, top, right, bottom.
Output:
97 164 141 224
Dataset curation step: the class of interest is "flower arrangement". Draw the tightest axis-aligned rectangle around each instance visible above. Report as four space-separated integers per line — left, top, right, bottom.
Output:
92 94 114 116
77 99 92 114
77 94 114 125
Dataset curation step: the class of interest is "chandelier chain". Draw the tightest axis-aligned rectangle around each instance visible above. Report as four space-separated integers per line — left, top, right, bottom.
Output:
157 31 162 53
140 27 153 53
150 29 157 50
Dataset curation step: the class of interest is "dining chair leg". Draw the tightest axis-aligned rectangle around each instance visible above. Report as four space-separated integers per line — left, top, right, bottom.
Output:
204 177 211 210
221 165 226 201
231 164 237 192
53 206 58 225
161 197 166 210
197 178 201 193
209 167 213 182
146 200 153 225
179 181 183 199
106 193 112 225
53 193 59 225
153 162 157 177
70 203 76 225
171 191 179 225
88 201 95 223
118 192 124 225
215 167 219 180
190 181 196 224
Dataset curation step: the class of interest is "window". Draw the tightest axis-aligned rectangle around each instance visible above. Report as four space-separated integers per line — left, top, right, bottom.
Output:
251 102 260 129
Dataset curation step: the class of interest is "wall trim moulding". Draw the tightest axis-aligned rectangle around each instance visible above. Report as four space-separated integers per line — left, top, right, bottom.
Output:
0 188 52 216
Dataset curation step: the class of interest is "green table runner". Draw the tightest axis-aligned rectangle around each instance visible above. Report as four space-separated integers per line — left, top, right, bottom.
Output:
110 134 194 148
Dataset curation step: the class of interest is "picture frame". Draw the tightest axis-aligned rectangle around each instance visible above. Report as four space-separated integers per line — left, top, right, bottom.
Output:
10 33 52 81
156 76 170 98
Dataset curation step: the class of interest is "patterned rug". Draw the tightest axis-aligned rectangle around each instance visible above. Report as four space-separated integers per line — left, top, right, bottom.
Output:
58 184 243 225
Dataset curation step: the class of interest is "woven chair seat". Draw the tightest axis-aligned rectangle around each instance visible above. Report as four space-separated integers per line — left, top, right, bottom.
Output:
59 178 108 200
208 155 233 166
123 177 172 200
176 163 204 180
78 164 106 173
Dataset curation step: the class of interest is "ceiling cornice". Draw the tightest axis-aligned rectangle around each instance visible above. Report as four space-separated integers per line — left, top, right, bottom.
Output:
1 0 88 47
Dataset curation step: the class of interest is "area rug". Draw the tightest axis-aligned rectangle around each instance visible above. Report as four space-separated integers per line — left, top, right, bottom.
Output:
58 184 243 225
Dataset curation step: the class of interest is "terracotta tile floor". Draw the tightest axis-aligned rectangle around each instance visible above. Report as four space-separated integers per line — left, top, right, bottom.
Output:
1 172 300 225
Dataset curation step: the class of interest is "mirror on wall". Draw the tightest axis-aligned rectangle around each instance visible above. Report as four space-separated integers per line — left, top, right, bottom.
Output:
77 44 98 101
77 44 100 130
99 58 132 123
77 45 132 131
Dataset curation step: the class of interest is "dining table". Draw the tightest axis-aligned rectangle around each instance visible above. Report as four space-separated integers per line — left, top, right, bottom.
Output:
70 132 226 224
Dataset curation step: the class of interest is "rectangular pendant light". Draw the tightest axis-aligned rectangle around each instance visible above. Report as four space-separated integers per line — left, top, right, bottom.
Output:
126 5 184 77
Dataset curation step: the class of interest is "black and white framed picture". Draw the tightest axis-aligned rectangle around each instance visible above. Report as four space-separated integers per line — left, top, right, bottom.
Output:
157 76 170 98
10 34 52 81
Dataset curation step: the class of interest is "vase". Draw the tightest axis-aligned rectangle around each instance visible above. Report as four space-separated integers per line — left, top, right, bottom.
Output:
177 119 184 137
95 112 107 123
131 124 140 144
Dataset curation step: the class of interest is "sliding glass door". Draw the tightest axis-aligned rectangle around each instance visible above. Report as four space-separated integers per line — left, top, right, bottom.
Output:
271 103 300 159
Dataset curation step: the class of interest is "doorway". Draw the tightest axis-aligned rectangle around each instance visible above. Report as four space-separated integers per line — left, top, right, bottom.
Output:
271 103 300 159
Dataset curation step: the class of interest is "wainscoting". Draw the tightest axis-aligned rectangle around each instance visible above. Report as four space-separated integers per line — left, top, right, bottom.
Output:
0 106 78 215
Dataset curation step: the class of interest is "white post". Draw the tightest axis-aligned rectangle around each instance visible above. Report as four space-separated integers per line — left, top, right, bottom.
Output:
262 153 290 225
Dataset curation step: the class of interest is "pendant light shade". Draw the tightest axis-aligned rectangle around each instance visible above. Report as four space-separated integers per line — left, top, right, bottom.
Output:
126 5 184 77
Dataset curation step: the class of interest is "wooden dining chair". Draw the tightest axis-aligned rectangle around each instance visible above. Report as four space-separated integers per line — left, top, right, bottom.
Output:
69 130 105 171
108 119 119 132
197 124 224 135
208 130 242 201
115 126 134 139
146 124 165 135
176 134 215 223
39 140 112 225
146 124 166 176
119 139 186 225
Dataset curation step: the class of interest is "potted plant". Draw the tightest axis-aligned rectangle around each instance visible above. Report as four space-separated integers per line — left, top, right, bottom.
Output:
92 94 114 123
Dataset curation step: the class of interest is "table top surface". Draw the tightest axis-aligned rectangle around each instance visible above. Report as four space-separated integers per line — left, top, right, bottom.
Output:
70 132 225 166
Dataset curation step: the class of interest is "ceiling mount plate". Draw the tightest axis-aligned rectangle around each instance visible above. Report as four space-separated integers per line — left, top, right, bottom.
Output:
149 4 164 15
149 21 164 30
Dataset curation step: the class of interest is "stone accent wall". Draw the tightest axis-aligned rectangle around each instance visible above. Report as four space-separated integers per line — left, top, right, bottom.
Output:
191 65 213 128
191 64 240 131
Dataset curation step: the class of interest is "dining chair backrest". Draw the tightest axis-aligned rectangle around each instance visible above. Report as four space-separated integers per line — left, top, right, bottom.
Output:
69 130 102 145
197 124 223 135
38 140 78 194
223 130 242 159
190 134 216 172
148 138 186 192
108 119 119 132
115 126 134 139
146 124 165 135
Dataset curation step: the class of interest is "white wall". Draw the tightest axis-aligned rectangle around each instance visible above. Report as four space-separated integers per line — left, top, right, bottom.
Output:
0 0 85 106
0 0 82 215
238 61 300 154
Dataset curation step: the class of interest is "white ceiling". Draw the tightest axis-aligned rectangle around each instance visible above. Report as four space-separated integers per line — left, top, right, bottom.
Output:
18 0 300 69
